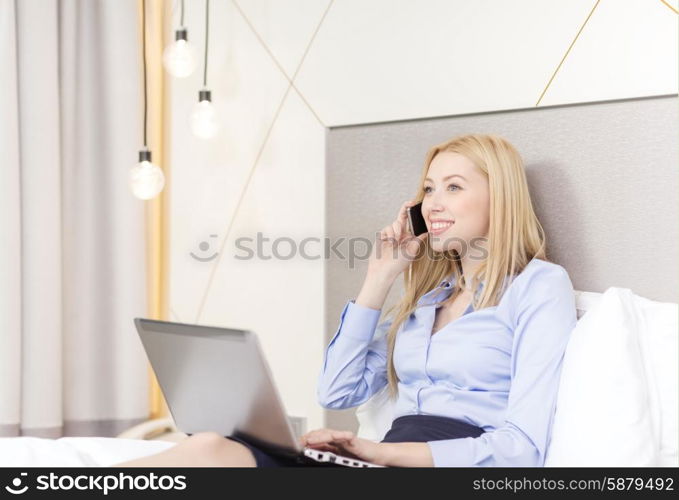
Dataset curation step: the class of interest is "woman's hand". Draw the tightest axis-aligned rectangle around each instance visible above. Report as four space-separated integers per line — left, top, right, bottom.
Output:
299 428 388 466
367 200 429 282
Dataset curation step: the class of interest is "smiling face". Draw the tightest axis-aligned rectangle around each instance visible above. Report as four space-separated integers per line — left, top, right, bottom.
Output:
421 151 490 254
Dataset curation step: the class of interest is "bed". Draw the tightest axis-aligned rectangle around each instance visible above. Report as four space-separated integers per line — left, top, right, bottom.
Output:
1 286 674 467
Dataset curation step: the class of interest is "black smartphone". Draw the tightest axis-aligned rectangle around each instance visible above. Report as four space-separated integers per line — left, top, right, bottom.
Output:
407 202 428 236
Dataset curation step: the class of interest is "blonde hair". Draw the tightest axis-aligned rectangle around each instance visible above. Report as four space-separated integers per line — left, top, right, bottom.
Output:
384 133 548 399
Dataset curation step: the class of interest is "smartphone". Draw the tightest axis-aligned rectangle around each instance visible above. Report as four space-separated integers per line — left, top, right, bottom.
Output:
407 202 428 236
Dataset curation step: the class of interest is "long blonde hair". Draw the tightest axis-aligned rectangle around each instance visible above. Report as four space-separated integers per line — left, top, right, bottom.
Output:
384 133 548 399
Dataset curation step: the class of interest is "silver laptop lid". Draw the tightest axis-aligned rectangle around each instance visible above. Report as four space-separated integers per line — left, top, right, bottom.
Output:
134 318 301 453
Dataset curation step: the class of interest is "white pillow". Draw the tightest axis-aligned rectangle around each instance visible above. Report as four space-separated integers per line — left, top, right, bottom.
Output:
545 287 678 466
635 293 678 466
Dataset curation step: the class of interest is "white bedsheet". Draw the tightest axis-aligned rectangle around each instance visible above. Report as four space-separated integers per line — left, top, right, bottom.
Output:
0 437 177 467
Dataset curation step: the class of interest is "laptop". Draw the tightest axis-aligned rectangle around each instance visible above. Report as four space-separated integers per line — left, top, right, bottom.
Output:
133 318 384 468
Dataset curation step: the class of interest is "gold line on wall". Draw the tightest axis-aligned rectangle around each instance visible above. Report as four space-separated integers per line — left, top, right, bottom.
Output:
535 0 601 107
231 0 328 128
193 0 335 324
139 0 171 420
660 0 678 14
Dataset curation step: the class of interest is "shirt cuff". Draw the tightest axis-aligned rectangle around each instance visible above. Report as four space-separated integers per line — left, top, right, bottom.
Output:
329 300 382 342
427 437 477 467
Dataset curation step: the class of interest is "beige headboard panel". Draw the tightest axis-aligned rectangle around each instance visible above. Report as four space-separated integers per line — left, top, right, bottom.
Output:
324 95 678 429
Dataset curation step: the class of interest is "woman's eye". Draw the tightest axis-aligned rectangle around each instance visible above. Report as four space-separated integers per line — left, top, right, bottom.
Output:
424 184 460 194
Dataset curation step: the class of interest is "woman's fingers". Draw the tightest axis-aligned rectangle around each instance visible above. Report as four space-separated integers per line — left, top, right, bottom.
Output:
398 200 417 222
396 200 418 238
300 429 363 460
392 219 402 241
301 428 342 445
303 429 332 445
331 430 354 441
306 442 342 454
377 200 419 249
381 225 396 244
301 428 355 447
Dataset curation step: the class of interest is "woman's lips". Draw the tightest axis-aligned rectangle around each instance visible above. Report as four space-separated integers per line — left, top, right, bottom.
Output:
428 221 454 236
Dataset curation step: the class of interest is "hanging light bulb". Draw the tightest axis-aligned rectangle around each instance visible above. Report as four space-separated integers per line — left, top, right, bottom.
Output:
163 28 198 78
130 150 165 200
190 89 219 139
189 0 218 140
131 0 164 200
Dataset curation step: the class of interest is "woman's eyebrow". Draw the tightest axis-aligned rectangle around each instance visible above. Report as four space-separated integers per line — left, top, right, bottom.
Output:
424 174 467 182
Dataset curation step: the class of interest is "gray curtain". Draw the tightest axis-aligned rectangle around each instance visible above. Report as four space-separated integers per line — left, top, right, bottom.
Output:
0 0 150 437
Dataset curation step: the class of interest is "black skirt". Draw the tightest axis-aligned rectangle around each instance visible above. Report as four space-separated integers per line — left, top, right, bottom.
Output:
225 414 485 467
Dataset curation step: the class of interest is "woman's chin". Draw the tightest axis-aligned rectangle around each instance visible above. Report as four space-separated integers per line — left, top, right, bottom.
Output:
428 240 461 255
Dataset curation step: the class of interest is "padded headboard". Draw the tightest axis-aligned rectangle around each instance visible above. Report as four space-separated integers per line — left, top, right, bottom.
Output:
324 94 678 430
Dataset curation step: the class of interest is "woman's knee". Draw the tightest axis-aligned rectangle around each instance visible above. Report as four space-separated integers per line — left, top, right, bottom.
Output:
183 432 256 466
184 432 225 450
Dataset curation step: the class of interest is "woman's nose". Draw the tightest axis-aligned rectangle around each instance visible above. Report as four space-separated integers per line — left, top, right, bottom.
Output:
429 202 444 212
424 205 443 220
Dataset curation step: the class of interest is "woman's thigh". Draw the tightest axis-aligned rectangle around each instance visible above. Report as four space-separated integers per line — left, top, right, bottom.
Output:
163 432 257 467
225 436 323 467
224 436 346 468
115 432 255 467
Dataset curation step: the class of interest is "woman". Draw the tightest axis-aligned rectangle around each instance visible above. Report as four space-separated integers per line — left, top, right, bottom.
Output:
115 133 576 467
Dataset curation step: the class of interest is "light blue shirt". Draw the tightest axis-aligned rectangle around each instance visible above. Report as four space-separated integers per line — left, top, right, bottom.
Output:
317 258 577 467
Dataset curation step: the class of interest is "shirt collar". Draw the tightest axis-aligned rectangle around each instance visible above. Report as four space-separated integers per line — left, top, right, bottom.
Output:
418 273 486 307
440 273 485 292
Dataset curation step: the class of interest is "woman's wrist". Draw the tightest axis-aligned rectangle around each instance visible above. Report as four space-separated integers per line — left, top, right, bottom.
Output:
377 442 435 467
356 271 398 310
376 442 397 466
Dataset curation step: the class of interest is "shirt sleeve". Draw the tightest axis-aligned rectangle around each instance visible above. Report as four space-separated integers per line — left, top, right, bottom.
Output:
426 266 577 467
316 300 392 409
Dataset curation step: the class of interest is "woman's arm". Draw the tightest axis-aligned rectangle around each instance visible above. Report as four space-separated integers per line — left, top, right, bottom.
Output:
355 270 398 310
379 442 434 467
317 199 427 409
316 272 396 409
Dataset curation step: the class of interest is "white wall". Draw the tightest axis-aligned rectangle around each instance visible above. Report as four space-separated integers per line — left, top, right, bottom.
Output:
168 0 677 432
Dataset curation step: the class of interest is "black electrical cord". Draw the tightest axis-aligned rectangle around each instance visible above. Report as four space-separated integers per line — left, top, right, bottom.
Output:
203 0 209 87
142 0 148 147
180 0 185 27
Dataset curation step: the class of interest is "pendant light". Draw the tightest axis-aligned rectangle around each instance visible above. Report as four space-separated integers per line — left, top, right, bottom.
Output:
163 0 198 78
131 0 165 200
190 0 219 139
